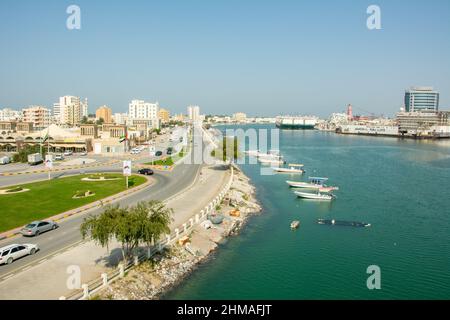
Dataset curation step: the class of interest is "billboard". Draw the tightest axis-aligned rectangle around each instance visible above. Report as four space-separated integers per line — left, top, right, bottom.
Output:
123 160 132 176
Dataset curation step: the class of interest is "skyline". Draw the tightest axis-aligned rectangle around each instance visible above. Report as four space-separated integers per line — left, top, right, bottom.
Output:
1 0 450 117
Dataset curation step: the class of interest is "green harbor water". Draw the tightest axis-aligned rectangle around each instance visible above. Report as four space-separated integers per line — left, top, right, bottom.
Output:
165 125 450 299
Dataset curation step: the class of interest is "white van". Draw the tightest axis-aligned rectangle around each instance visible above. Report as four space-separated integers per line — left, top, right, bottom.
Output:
0 156 10 165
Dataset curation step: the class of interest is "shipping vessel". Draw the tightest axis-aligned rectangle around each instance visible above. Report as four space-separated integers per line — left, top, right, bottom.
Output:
276 116 318 130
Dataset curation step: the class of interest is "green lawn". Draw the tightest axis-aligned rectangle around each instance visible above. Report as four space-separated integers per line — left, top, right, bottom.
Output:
146 157 174 166
0 174 146 233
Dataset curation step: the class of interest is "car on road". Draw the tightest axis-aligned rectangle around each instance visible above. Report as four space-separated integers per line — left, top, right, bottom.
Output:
20 220 59 237
166 147 173 155
138 168 154 176
63 151 73 156
155 151 163 156
0 244 39 265
55 154 64 161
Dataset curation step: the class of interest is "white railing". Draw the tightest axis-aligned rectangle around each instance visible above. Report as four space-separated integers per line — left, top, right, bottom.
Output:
62 165 234 300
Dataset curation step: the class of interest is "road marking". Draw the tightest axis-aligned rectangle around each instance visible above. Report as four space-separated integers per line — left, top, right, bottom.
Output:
22 266 32 271
38 259 47 264
2 274 14 280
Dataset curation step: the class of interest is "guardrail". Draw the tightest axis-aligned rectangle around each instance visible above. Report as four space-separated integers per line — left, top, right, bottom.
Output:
61 164 234 300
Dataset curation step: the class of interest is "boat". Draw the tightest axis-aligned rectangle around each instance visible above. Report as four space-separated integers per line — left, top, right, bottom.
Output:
258 158 285 165
317 219 371 228
258 153 283 160
245 150 260 156
286 177 339 190
275 116 318 130
294 191 335 201
272 164 305 174
290 220 300 229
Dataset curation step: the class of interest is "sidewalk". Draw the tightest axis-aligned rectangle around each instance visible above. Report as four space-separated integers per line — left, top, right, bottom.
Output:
0 164 229 300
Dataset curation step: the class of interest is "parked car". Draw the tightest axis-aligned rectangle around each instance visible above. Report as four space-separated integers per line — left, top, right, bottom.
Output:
138 168 154 176
80 152 87 156
155 151 163 157
20 220 59 237
0 244 39 265
63 151 73 156
0 156 10 165
55 154 64 161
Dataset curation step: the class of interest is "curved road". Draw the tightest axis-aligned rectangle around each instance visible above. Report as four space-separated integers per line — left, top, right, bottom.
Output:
0 161 201 281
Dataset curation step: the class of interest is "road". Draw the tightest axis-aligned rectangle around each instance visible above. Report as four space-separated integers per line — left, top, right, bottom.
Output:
0 126 201 278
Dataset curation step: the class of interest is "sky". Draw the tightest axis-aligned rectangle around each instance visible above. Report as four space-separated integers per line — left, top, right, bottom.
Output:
1 0 450 118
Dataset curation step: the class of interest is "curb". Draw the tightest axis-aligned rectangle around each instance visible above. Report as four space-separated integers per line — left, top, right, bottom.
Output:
0 160 120 177
0 176 154 242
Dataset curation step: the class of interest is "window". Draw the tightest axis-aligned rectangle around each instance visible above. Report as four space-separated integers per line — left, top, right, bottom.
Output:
18 246 26 251
38 222 48 227
10 247 18 253
1 250 10 256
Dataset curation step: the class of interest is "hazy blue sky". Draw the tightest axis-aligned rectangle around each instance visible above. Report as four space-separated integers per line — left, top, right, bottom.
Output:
1 0 449 117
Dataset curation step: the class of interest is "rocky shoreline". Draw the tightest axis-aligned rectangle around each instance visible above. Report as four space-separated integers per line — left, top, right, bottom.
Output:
96 166 262 300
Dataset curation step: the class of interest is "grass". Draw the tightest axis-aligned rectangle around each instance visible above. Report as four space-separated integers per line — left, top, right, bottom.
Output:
145 157 174 166
0 174 146 233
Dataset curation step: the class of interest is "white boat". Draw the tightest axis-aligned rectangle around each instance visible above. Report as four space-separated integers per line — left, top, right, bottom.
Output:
258 153 283 160
286 177 339 190
245 150 260 156
294 191 335 201
290 220 300 229
272 164 304 174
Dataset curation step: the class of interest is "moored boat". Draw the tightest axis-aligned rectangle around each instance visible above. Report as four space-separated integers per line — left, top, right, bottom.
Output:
317 219 371 228
286 177 338 190
273 164 305 174
290 220 300 229
258 158 285 165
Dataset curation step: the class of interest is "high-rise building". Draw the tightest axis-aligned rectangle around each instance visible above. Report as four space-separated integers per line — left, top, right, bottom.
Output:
54 96 86 126
404 87 439 112
187 105 200 121
95 105 112 123
22 106 51 129
128 100 159 129
158 108 170 123
0 108 22 121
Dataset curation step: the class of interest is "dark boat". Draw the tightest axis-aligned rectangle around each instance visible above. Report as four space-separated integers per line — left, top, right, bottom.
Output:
317 219 371 228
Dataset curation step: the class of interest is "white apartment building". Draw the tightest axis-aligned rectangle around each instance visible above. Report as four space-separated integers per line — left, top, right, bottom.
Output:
113 112 129 125
0 108 22 121
187 105 200 121
128 100 159 129
54 96 87 126
22 106 52 129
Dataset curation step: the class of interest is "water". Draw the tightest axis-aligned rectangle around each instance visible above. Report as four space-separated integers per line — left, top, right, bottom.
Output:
165 125 450 299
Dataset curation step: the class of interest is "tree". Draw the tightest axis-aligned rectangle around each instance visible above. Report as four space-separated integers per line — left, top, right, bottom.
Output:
212 136 239 162
80 201 173 263
95 117 105 126
13 144 46 163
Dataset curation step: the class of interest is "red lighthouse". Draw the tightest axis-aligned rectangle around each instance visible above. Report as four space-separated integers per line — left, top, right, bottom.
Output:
347 104 353 121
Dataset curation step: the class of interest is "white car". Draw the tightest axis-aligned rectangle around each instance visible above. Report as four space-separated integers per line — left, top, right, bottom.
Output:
0 244 39 265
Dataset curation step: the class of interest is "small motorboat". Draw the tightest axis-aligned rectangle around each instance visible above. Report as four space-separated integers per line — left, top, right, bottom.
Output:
317 219 371 228
286 177 339 190
290 220 300 229
258 158 285 165
294 191 335 201
273 164 305 174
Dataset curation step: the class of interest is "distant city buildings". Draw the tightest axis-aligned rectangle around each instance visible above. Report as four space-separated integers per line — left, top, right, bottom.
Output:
158 108 170 123
95 105 112 123
0 108 22 122
128 100 159 129
404 87 439 112
187 105 200 122
112 112 129 125
233 112 247 122
22 106 51 130
54 96 88 126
